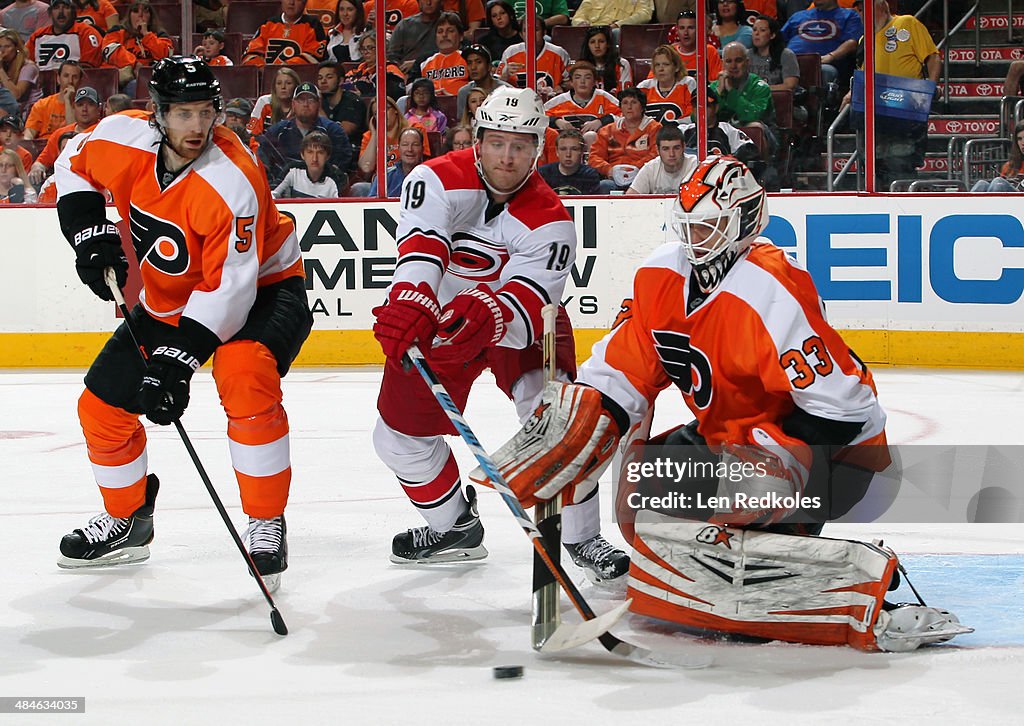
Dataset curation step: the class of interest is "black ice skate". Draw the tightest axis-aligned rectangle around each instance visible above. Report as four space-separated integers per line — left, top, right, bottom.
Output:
58 474 160 569
391 485 488 564
245 515 287 593
564 535 630 584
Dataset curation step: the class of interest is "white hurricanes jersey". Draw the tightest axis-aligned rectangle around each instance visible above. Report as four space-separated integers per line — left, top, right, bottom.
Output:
388 147 576 350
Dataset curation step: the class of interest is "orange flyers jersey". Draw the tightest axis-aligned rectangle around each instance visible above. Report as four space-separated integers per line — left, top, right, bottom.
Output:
499 42 570 92
636 78 695 124
75 0 118 33
37 121 95 169
306 0 340 27
363 0 420 32
544 89 620 125
208 54 234 66
677 45 723 80
101 28 175 67
391 148 575 348
54 111 304 342
420 51 470 96
27 22 105 69
586 115 661 176
578 242 886 447
443 0 485 23
242 14 327 65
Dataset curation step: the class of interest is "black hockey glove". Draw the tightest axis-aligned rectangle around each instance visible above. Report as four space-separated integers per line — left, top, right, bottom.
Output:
72 222 128 301
138 345 201 425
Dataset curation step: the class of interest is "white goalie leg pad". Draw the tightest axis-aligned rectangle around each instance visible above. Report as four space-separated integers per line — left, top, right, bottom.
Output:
626 513 899 650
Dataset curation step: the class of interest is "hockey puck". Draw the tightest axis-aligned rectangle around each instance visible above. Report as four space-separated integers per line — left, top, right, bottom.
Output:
492 665 524 680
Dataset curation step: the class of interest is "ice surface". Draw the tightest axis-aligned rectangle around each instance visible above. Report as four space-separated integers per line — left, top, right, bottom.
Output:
1 368 1021 724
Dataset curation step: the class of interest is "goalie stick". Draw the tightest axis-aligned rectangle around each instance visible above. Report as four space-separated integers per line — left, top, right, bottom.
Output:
532 304 561 650
404 344 711 668
104 269 289 637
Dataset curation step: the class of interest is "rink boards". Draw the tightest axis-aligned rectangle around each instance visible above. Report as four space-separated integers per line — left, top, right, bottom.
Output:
2 193 1023 368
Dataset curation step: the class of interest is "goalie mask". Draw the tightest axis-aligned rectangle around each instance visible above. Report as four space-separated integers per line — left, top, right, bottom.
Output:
670 156 769 293
473 86 547 195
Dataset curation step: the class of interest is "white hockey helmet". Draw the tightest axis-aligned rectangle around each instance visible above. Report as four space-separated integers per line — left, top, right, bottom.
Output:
670 155 769 292
474 86 547 156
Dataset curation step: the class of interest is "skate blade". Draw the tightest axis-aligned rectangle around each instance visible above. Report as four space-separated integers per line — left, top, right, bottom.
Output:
57 545 150 569
259 572 282 594
539 600 631 653
389 545 489 565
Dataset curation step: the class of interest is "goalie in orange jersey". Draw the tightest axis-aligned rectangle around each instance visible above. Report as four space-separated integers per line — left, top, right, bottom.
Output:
473 155 972 652
53 57 313 593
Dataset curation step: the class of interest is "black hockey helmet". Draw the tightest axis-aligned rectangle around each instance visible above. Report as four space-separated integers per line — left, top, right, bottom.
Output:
149 56 222 112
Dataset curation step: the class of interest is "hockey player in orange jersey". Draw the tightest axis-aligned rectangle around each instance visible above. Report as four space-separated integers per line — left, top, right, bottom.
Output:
53 57 313 593
477 155 972 652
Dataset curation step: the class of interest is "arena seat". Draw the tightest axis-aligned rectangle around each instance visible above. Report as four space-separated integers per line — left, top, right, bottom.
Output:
226 1 283 36
619 24 673 62
550 26 588 60
81 67 120 101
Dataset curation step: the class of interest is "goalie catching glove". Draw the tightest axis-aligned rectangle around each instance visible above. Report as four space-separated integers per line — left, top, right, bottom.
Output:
469 381 622 508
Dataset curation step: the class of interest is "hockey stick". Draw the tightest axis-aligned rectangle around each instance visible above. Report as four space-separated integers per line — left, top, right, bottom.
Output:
404 344 711 668
104 269 288 637
531 304 562 650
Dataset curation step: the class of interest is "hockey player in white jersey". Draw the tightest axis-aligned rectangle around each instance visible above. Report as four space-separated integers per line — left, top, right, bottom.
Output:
371 86 629 580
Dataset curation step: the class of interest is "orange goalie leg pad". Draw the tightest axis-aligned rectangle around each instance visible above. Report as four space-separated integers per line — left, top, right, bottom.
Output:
78 388 149 517
214 341 291 519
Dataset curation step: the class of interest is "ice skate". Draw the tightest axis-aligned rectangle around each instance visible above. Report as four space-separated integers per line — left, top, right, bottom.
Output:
58 474 160 569
874 603 974 652
391 485 488 564
245 515 288 593
564 534 630 584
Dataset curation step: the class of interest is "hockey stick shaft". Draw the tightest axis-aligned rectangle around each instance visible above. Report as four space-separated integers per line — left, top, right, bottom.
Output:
104 269 288 636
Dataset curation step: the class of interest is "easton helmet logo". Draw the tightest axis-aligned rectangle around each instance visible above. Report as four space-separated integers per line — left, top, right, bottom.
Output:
129 204 189 275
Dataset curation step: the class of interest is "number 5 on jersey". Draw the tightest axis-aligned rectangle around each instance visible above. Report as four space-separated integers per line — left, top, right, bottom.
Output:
235 216 255 253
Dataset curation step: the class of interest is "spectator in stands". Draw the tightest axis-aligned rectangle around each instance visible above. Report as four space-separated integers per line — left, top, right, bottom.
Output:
456 44 508 119
714 0 753 49
971 121 1024 193
105 92 131 112
416 12 470 96
28 84 101 185
782 0 861 89
1005 58 1024 98
625 122 695 193
478 1 522 63
249 66 301 135
498 13 569 99
262 81 354 183
579 26 631 92
679 85 765 178
367 126 426 196
674 10 723 80
364 0 421 36
571 0 652 30
512 0 569 29
347 32 407 99
405 78 448 134
317 61 368 145
102 1 175 90
224 97 261 153
194 29 234 66
73 0 117 33
655 1 695 26
588 86 661 192
326 0 366 62
273 129 342 198
459 85 488 128
357 96 430 178
389 0 444 73
713 41 776 151
31 128 74 202
0 115 34 172
443 123 474 152
27 0 105 70
306 0 340 28
1 1 51 44
539 127 602 194
443 0 488 39
242 0 328 66
0 147 37 203
545 60 619 141
0 28 42 116
637 44 694 123
24 59 80 140
194 0 228 32
748 14 805 122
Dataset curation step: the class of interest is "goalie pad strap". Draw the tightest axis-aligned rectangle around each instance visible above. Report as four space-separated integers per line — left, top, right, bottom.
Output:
626 516 897 651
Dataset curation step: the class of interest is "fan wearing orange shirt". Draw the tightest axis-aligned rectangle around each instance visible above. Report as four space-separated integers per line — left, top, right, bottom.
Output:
543 60 619 135
242 0 328 66
26 0 106 70
53 57 312 594
417 12 469 96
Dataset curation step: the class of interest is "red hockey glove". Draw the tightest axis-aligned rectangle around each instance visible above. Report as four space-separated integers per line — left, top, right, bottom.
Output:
431 286 511 365
372 281 441 362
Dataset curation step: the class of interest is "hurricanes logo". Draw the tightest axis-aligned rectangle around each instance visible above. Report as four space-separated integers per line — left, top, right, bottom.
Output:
447 234 509 283
652 330 713 409
266 38 302 63
129 204 189 275
38 42 71 67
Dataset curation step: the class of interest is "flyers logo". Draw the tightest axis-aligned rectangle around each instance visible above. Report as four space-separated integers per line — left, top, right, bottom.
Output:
266 38 302 63
38 42 71 67
652 330 713 409
385 9 404 28
611 299 633 329
129 204 189 276
447 234 509 283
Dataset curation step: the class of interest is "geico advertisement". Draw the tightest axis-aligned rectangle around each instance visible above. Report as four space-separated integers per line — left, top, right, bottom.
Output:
283 197 1024 333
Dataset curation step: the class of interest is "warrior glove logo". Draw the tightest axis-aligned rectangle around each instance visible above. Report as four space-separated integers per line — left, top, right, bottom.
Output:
129 204 189 275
